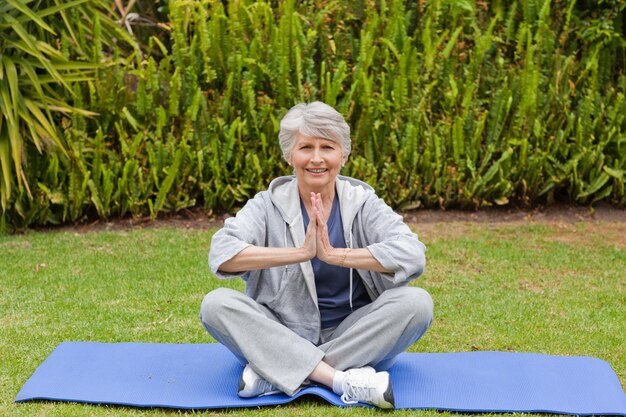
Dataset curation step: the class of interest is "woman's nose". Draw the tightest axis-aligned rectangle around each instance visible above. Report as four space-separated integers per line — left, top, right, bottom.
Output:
311 148 322 163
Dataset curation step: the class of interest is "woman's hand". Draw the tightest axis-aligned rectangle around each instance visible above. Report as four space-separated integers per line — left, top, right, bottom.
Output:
301 211 317 260
309 192 392 272
311 193 339 263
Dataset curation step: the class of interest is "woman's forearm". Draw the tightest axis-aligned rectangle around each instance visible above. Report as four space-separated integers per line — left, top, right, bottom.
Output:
218 245 311 273
311 192 393 274
325 247 393 273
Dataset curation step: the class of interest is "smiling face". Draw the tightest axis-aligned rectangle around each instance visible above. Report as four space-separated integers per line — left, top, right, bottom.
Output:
289 132 344 196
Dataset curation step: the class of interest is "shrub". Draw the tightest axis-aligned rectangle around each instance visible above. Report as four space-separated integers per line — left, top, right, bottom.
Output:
2 0 625 231
0 0 137 230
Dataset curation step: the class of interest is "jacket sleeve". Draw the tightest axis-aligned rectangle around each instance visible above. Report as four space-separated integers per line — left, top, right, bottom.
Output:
208 193 268 279
360 195 426 284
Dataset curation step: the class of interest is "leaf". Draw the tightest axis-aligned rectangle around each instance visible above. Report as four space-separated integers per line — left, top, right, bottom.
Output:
603 166 624 180
153 149 183 215
495 196 510 205
578 172 610 199
442 27 463 59
5 0 56 35
23 99 63 149
122 107 139 132
0 133 12 207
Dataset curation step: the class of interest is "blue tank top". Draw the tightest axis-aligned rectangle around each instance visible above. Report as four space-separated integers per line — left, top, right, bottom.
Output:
301 196 371 329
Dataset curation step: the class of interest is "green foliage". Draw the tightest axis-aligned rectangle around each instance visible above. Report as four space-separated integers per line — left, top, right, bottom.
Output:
0 0 137 225
2 0 626 231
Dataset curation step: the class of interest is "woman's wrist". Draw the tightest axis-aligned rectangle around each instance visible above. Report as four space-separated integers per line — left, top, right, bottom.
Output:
338 247 352 267
298 246 315 262
322 247 346 266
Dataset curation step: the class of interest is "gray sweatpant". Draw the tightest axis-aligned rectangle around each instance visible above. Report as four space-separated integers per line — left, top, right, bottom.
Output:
200 286 433 396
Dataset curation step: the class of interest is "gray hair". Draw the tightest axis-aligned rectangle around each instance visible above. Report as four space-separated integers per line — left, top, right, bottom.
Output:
278 102 351 162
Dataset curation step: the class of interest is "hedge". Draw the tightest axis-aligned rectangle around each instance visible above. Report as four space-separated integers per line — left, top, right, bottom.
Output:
1 0 625 231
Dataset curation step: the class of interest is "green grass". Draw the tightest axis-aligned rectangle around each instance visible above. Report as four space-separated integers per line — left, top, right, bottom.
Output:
1 221 625 417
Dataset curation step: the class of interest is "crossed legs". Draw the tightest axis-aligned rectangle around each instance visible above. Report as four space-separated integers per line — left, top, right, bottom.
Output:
200 286 433 396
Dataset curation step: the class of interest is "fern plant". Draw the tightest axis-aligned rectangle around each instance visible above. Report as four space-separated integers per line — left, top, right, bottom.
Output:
2 0 626 232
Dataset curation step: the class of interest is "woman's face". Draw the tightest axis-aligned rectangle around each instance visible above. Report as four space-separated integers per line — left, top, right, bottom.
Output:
289 132 344 193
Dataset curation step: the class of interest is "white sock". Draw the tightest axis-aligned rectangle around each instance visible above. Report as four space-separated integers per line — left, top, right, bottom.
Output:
332 370 347 395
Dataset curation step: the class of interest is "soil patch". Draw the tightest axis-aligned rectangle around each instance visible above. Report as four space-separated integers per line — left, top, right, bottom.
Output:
32 203 625 246
403 203 626 248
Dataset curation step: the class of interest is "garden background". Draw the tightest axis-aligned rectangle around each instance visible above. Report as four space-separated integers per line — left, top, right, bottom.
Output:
1 0 625 232
2 1 626 416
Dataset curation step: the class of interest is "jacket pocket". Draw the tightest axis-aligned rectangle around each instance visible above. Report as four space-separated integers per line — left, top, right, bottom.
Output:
267 265 319 341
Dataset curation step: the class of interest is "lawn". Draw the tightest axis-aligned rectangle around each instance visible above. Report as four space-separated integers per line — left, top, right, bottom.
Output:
1 214 625 417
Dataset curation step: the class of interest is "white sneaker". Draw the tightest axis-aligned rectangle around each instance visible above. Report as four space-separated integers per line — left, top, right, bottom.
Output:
237 365 281 398
341 370 395 409
344 366 376 378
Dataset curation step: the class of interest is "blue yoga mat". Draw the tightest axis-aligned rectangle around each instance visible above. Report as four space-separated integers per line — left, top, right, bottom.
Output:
15 342 626 414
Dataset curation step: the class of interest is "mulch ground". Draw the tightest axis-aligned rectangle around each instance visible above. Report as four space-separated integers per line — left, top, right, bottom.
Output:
33 203 626 243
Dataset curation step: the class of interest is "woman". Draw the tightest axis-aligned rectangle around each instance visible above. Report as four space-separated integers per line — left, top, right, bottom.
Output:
200 102 433 409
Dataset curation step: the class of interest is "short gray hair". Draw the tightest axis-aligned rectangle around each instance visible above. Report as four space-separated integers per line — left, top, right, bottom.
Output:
278 102 351 162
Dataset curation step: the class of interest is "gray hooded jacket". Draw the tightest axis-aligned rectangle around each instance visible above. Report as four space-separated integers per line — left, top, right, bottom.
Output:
208 175 426 344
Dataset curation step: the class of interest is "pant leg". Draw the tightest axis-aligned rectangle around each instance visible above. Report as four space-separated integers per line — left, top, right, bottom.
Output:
200 288 325 396
318 286 433 371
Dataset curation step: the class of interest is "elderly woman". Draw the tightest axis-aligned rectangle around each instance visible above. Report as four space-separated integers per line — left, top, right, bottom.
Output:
200 102 433 409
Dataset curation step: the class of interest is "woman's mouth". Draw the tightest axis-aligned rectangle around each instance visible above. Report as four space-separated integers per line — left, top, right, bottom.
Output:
306 168 328 174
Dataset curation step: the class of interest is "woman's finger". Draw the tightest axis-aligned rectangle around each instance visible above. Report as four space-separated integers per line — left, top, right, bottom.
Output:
313 193 324 222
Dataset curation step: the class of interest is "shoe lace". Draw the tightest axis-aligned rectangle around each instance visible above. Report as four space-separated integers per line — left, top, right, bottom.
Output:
255 378 276 394
340 375 373 405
